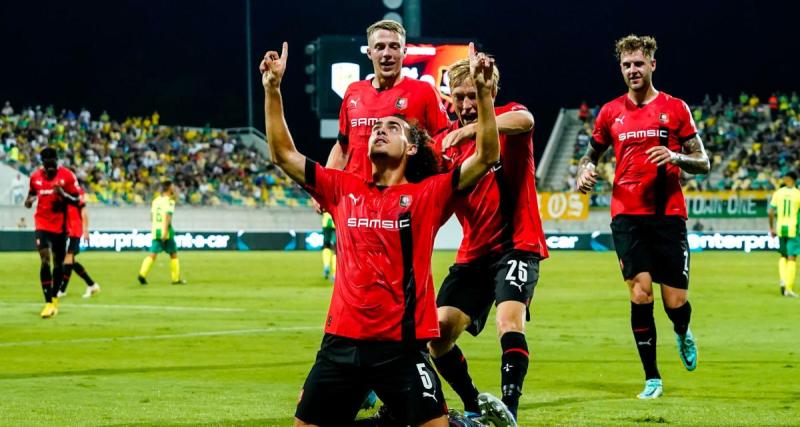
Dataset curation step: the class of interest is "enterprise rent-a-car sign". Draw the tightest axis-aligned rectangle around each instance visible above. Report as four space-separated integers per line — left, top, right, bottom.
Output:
0 231 783 252
85 230 233 252
538 232 781 253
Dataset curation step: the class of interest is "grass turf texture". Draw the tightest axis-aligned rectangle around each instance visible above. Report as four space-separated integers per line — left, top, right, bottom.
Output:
0 251 798 426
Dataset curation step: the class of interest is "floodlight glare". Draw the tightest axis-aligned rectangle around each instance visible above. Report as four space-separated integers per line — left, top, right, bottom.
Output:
382 0 403 10
383 12 403 24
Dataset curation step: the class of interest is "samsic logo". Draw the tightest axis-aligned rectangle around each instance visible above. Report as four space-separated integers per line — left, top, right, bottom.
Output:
346 217 410 229
350 117 380 128
618 129 668 141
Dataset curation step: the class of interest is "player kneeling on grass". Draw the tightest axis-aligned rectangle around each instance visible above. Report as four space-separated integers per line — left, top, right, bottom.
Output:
261 41 507 427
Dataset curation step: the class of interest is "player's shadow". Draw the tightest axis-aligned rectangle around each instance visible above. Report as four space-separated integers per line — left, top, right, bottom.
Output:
0 360 312 380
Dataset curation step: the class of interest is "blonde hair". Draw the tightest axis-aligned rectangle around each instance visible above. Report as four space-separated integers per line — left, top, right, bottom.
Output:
615 34 658 60
366 20 406 46
447 58 500 92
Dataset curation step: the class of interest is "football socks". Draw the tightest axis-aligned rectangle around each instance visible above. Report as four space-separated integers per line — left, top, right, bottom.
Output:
631 301 660 380
73 262 95 286
433 345 480 413
170 258 181 283
665 301 692 336
500 331 529 419
139 256 154 279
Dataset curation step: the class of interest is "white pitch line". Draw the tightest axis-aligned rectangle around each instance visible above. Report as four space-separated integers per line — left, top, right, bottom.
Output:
0 326 320 348
0 302 322 314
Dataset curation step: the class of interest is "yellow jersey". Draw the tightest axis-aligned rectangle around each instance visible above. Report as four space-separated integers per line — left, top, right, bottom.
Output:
151 195 176 239
769 186 800 238
322 212 335 230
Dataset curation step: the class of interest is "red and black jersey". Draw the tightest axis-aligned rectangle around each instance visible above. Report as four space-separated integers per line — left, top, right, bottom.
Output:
338 78 450 181
434 103 548 263
303 160 459 342
592 92 698 218
28 167 81 234
67 187 86 238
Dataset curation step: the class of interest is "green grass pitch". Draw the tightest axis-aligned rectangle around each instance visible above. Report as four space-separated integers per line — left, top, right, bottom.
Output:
0 250 798 426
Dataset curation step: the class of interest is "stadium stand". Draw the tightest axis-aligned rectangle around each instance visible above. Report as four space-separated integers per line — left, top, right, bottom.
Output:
0 103 312 207
543 92 800 193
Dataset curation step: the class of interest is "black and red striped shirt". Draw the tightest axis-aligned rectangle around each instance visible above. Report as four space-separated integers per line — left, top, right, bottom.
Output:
303 160 458 342
592 92 698 218
435 103 549 263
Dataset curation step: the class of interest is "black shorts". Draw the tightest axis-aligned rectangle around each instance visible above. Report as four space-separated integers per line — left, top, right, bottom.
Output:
322 227 336 249
67 236 81 254
436 249 540 336
295 334 447 426
610 214 690 289
35 230 67 252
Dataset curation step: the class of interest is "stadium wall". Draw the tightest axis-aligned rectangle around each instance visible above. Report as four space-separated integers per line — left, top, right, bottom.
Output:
0 205 320 231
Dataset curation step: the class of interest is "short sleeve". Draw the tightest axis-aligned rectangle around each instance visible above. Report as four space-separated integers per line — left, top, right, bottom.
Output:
28 175 36 196
337 89 351 146
303 159 346 213
677 100 699 142
502 102 529 113
423 84 450 136
424 167 461 224
65 170 81 196
77 188 87 208
591 104 612 146
769 192 778 209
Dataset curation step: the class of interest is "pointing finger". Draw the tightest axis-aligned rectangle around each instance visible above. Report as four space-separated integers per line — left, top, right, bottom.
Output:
281 41 288 60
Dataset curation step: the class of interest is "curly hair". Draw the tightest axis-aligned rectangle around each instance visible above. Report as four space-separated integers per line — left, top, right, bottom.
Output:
405 124 442 183
615 34 658 60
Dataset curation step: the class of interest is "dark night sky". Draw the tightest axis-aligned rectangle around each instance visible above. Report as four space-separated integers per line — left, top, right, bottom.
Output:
2 0 798 163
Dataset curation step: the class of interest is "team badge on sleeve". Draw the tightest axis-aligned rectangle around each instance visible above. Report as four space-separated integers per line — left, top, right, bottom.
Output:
399 195 412 207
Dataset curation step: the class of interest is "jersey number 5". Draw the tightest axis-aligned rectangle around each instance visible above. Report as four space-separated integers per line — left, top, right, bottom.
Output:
416 363 433 389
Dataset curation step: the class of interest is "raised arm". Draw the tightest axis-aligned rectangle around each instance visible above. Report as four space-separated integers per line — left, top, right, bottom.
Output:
457 43 500 190
576 141 610 194
260 42 307 185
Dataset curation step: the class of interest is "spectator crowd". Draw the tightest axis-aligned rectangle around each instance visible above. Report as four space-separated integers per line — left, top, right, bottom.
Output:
1 102 310 207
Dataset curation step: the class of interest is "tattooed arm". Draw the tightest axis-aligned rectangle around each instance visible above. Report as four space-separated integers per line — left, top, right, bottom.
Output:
646 135 710 175
576 141 611 194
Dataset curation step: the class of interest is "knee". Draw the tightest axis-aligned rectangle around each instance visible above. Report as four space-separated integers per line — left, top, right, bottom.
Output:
430 310 467 356
293 418 317 427
495 303 526 335
663 293 688 309
430 321 459 355
628 282 653 304
496 316 524 336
